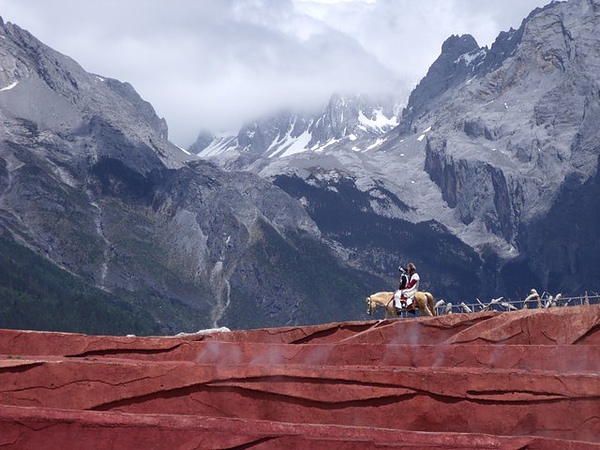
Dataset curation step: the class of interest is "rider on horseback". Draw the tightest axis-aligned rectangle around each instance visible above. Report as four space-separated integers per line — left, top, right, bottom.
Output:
393 263 420 314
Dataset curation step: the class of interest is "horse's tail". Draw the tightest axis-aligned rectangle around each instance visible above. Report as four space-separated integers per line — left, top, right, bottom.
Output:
427 292 436 316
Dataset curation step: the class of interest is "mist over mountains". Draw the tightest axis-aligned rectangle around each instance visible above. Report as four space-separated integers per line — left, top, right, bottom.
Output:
0 16 380 334
1 0 599 335
194 0 600 299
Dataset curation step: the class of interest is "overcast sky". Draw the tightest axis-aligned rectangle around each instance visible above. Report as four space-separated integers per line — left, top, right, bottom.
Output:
0 0 550 147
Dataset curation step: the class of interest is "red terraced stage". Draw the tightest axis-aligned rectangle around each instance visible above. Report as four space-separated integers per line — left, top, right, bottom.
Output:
1 305 599 449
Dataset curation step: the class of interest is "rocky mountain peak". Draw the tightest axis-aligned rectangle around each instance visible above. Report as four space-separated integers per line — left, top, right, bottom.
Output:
193 0 600 302
307 93 398 148
398 34 487 134
0 19 185 173
418 0 600 291
441 34 479 55
3 0 600 336
0 18 384 334
192 92 400 169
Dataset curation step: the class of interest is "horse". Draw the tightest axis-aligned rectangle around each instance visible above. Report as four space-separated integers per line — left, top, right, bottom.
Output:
366 291 436 318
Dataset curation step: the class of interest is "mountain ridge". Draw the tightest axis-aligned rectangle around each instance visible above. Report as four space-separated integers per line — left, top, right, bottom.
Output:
191 0 600 300
0 18 381 334
191 92 401 170
2 0 600 335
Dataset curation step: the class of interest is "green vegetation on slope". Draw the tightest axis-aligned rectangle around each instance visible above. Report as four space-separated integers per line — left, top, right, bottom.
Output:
0 236 161 335
223 220 382 330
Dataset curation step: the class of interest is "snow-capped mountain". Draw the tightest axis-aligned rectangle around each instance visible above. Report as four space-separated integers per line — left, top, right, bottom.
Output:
192 0 600 300
0 17 385 334
190 93 401 170
3 0 598 337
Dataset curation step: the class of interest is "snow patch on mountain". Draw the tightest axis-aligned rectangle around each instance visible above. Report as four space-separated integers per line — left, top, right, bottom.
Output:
358 108 398 132
0 81 18 92
192 93 404 164
270 129 312 158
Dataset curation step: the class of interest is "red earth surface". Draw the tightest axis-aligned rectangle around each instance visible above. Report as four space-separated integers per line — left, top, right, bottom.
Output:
0 305 599 449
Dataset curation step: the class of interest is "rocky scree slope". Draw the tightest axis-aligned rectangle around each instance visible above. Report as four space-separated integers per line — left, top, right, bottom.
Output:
417 0 600 293
0 18 379 334
190 0 600 301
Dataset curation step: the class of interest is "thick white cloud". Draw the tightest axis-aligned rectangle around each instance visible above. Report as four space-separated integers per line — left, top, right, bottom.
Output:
0 0 550 146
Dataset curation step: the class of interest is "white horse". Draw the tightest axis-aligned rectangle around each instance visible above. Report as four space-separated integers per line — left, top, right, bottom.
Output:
366 291 436 317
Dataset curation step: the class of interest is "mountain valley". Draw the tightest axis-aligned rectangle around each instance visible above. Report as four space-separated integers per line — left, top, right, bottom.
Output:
1 0 600 334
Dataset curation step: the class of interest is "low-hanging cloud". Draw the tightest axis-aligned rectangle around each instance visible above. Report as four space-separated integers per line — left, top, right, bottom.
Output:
0 0 550 146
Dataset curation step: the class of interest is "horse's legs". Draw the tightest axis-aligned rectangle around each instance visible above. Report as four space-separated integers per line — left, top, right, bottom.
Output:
427 293 436 316
386 305 398 318
422 301 433 316
415 295 432 316
385 295 399 318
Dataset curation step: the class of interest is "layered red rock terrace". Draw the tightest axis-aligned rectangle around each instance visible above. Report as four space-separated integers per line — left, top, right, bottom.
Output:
1 305 599 449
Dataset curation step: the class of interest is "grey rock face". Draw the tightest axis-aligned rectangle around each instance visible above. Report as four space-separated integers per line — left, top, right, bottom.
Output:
0 23 187 178
192 0 600 300
0 20 377 333
414 0 600 293
4 0 599 335
398 34 482 134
